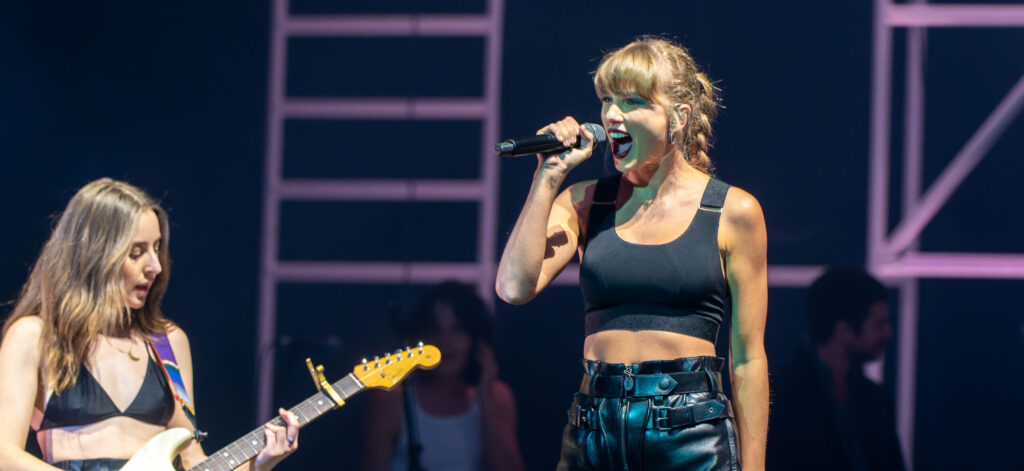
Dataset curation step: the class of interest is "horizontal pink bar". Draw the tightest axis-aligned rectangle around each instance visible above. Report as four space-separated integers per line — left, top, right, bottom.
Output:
278 179 484 201
283 98 487 120
875 252 1024 279
886 4 1024 27
273 261 482 283
286 14 491 37
767 265 827 287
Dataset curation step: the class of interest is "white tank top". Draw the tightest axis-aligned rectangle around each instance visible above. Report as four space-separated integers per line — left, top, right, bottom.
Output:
389 388 483 471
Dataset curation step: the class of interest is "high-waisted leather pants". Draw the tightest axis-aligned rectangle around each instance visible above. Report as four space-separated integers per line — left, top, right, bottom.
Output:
557 356 740 471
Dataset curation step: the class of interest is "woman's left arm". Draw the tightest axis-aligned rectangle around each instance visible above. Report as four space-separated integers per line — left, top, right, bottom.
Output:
165 327 299 471
721 188 769 471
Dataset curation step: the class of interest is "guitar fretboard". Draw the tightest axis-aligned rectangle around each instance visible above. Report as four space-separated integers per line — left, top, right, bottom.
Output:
186 373 364 471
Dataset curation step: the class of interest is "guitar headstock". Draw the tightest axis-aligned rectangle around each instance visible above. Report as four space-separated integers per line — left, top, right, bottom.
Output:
353 343 441 390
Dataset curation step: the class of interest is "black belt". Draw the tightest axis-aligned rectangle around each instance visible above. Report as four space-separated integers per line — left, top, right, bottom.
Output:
567 399 731 431
649 399 731 430
580 371 716 397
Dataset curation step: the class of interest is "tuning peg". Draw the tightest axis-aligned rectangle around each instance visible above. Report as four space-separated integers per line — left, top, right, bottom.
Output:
362 358 369 371
374 355 381 368
385 352 392 364
417 342 424 354
406 346 413 358
395 349 404 361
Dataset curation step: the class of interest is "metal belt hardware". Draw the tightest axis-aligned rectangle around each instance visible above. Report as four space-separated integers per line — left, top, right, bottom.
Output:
568 403 594 429
651 399 730 431
623 364 634 393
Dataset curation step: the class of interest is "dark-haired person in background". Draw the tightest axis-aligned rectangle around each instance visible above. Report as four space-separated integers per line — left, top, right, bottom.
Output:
767 267 904 471
361 281 524 471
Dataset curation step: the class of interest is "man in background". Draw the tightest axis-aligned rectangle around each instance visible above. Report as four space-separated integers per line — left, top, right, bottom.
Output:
767 267 905 471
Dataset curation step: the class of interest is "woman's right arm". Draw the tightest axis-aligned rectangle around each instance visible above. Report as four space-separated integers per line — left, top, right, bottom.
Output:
496 117 596 305
0 317 59 470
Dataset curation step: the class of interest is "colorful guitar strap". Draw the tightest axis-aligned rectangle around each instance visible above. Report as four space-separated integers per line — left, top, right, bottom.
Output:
149 333 203 437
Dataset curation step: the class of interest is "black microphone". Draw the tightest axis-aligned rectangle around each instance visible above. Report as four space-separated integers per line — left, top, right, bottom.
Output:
495 123 607 157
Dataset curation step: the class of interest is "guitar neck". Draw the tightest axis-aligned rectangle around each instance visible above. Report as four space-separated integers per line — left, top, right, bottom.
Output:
186 373 364 471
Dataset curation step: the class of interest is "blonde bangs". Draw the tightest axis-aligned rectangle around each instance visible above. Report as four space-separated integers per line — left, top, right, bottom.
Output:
593 44 662 103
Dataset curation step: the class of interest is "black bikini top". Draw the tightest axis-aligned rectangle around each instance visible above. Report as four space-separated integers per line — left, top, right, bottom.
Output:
37 353 176 431
579 175 731 343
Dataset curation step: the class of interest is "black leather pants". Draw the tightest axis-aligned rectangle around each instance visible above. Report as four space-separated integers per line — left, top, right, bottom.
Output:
557 356 740 471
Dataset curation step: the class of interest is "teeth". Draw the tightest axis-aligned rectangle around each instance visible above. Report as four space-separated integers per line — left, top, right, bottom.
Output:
614 141 633 157
609 130 629 139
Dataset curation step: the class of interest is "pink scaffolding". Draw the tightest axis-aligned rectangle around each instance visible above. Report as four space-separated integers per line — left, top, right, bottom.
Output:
869 1 1024 468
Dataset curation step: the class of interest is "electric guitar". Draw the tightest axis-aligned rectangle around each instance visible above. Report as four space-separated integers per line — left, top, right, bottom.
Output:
119 344 441 471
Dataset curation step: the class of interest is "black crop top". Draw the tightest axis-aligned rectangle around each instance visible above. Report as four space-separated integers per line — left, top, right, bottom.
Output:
38 354 176 431
579 176 730 343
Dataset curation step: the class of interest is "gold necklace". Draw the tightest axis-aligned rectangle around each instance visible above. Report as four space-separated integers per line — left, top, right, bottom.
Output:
105 336 141 362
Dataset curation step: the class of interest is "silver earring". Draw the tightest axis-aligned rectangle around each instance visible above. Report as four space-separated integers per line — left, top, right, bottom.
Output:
669 130 676 145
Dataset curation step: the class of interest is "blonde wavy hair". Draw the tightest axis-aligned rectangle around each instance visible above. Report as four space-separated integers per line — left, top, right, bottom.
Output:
2 178 172 394
594 36 723 174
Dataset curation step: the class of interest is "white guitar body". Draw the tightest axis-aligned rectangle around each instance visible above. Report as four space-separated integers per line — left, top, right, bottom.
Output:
119 428 193 471
115 346 440 471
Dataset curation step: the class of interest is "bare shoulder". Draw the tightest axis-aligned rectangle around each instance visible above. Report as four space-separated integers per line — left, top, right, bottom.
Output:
3 316 44 346
164 323 192 353
485 380 517 410
365 383 404 430
367 383 405 409
721 185 765 229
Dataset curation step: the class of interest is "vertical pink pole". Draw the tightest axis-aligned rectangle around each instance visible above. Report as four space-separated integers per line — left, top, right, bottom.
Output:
256 0 288 422
896 279 918 469
478 0 505 307
869 0 895 266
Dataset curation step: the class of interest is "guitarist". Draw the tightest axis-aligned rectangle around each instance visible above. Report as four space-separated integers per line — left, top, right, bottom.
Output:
0 178 300 471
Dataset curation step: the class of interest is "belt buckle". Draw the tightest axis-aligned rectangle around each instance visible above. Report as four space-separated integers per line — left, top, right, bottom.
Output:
653 407 671 431
623 364 635 393
571 404 592 429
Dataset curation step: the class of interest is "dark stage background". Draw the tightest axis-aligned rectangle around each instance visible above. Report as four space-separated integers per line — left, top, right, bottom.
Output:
2 1 1022 470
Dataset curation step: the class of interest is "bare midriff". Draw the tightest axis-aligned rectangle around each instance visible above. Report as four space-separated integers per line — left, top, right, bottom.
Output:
583 330 717 364
35 416 165 462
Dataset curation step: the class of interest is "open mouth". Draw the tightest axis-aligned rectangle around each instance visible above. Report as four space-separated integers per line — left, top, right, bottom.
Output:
609 129 633 158
135 284 150 296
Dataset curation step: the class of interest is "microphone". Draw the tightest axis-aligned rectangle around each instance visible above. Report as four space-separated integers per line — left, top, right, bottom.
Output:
495 123 607 157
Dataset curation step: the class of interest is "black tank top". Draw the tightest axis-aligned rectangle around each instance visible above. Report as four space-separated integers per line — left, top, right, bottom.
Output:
38 354 176 431
579 175 730 343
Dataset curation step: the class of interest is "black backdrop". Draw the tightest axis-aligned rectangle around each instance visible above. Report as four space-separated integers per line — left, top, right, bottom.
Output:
1 1 1022 470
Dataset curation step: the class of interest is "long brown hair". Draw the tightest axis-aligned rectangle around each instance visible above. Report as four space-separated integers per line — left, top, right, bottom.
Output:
2 178 172 393
594 36 723 174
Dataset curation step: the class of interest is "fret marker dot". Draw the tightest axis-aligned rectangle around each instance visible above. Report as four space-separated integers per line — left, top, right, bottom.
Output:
252 440 259 446
318 400 324 405
230 460 236 465
222 452 229 457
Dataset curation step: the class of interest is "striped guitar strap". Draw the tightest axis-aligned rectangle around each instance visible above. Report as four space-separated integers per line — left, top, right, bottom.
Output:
149 333 205 440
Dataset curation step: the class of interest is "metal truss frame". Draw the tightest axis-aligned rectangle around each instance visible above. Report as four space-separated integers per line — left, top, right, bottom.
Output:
251 3 1024 469
257 0 505 420
869 1 1024 469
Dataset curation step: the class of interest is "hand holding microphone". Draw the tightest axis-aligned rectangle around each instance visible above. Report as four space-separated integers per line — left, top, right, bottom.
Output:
495 117 607 178
495 118 606 156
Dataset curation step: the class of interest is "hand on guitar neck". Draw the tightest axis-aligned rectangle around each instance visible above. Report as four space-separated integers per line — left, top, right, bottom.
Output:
120 344 441 471
252 408 300 471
